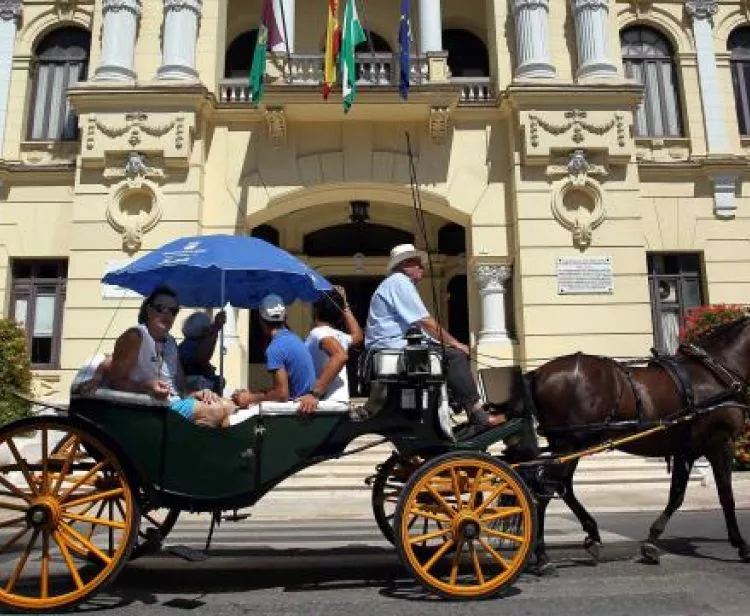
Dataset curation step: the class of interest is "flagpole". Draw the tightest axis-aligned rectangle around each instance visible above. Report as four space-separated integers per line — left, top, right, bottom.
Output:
277 0 292 83
219 271 225 381
355 0 376 56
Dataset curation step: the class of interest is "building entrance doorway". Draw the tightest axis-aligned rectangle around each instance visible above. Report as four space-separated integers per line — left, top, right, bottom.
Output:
329 275 382 397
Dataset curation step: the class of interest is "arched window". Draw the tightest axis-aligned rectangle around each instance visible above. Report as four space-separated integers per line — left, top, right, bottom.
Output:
303 223 413 256
251 224 279 246
356 31 391 53
729 27 750 136
443 29 489 77
621 26 683 137
28 27 90 141
225 30 258 78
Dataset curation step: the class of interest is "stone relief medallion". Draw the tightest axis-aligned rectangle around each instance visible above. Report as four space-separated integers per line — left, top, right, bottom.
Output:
551 177 605 250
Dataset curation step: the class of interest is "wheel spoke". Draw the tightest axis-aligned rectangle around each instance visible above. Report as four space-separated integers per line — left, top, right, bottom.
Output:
62 487 124 510
7 438 39 497
41 530 50 598
474 481 508 517
483 526 524 544
478 536 511 569
468 468 483 508
0 515 26 530
0 473 32 503
482 507 525 523
422 538 455 572
52 530 84 590
0 499 29 513
408 526 452 545
60 522 113 566
0 525 30 553
61 510 126 530
449 468 463 507
424 483 458 519
469 541 486 585
4 528 40 593
449 536 463 585
59 460 107 501
408 506 451 523
51 436 80 496
40 428 49 495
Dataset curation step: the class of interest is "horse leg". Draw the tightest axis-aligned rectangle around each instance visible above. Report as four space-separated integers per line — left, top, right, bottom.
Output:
555 460 602 562
705 440 750 562
532 494 556 575
640 453 694 564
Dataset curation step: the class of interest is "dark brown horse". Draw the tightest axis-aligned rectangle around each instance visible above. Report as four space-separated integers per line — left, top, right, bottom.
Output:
518 314 750 571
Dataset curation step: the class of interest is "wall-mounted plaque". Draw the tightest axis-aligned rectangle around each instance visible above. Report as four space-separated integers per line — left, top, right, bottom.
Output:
557 256 614 294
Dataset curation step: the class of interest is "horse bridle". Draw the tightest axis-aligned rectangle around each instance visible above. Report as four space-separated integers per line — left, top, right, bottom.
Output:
679 342 750 403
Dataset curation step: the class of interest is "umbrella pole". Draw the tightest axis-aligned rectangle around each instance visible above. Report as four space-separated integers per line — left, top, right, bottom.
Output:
219 271 225 383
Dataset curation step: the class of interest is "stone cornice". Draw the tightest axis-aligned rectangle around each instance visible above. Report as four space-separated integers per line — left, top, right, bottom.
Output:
67 83 216 115
0 161 76 182
505 82 643 110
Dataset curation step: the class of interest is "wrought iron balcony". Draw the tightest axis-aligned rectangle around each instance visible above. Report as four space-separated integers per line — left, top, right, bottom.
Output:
218 53 494 106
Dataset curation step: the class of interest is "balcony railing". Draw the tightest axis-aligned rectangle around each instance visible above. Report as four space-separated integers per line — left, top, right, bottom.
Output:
218 53 493 105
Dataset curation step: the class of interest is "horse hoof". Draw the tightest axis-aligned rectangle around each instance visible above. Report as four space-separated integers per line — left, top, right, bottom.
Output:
535 562 558 577
739 546 750 563
640 542 660 564
584 537 602 563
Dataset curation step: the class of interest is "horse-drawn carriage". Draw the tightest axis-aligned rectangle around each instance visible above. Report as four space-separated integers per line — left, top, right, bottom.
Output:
0 340 537 611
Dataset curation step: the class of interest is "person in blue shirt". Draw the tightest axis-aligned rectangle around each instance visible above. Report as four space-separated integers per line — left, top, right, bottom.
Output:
232 294 316 410
365 244 504 430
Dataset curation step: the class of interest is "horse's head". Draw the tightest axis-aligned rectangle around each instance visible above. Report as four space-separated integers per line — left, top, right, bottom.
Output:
691 313 750 381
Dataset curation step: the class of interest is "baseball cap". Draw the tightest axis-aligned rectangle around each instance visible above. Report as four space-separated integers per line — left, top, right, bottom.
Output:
259 294 286 322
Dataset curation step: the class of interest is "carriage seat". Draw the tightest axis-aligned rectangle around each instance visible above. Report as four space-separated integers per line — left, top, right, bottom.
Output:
71 388 170 407
363 348 443 382
477 366 521 408
228 400 351 425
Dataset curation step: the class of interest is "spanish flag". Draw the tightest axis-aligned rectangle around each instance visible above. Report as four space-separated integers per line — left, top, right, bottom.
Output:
323 0 340 99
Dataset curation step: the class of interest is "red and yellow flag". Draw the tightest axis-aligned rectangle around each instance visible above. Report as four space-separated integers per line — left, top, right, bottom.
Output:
323 0 340 99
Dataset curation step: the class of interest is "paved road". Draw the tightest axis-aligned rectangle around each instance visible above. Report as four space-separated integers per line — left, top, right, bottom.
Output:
2 509 749 614
85 509 750 615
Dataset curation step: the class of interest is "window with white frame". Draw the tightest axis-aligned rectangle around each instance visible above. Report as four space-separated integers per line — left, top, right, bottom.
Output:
10 260 68 369
27 27 91 141
729 27 750 136
621 26 683 138
647 254 703 354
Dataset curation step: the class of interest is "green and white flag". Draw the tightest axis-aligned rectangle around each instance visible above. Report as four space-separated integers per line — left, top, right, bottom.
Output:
249 0 282 105
340 0 366 112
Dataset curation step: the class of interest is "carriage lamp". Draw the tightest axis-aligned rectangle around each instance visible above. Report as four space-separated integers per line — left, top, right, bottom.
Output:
404 326 431 378
349 200 370 224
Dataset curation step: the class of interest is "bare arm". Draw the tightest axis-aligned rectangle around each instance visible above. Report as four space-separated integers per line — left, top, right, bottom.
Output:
418 316 468 354
109 330 167 396
341 306 364 347
232 367 290 406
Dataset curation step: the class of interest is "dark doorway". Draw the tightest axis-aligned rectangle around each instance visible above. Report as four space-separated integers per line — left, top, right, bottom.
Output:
447 275 469 345
329 275 383 397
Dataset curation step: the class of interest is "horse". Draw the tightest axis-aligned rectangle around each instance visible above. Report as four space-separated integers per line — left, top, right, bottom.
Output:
513 314 750 572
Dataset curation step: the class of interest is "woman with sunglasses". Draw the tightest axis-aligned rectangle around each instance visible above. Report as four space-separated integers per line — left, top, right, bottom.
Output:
107 286 235 427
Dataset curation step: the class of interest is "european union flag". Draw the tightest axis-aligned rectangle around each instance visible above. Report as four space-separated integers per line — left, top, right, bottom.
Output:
399 0 411 100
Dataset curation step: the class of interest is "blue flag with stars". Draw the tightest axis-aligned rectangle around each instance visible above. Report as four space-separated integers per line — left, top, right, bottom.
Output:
399 0 411 100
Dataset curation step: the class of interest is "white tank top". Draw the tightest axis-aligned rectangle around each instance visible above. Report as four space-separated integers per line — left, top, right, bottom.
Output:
128 324 181 399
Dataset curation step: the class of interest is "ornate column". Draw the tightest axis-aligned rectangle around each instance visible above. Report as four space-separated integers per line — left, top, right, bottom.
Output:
475 264 513 343
511 0 556 79
0 0 21 158
419 0 442 53
272 0 295 53
569 0 617 79
686 0 736 217
95 0 142 82
157 0 202 80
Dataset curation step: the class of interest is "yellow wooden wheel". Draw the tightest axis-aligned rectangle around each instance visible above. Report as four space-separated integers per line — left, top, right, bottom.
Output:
394 451 535 600
0 417 138 613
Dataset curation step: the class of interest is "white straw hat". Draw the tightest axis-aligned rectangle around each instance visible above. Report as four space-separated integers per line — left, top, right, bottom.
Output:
386 243 426 274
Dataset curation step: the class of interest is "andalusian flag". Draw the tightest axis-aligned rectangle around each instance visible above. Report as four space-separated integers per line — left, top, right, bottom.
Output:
323 0 340 99
249 0 282 105
340 0 366 112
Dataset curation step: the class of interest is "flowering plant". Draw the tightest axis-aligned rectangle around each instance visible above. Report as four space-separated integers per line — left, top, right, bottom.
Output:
678 304 750 471
678 304 749 344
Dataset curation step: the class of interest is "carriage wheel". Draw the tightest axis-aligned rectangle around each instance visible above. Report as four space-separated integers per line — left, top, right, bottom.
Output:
394 451 535 600
371 453 423 545
0 417 138 613
131 508 180 560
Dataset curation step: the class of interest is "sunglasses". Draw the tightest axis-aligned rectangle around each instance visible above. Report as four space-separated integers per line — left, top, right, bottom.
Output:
151 303 179 317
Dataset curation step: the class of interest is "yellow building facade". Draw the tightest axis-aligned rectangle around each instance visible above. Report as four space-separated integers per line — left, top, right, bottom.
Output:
0 0 749 400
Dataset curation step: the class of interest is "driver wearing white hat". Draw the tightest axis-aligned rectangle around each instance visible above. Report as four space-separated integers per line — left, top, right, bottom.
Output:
365 244 504 429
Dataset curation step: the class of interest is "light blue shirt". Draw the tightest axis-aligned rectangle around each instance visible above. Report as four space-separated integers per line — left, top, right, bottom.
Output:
365 272 430 349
